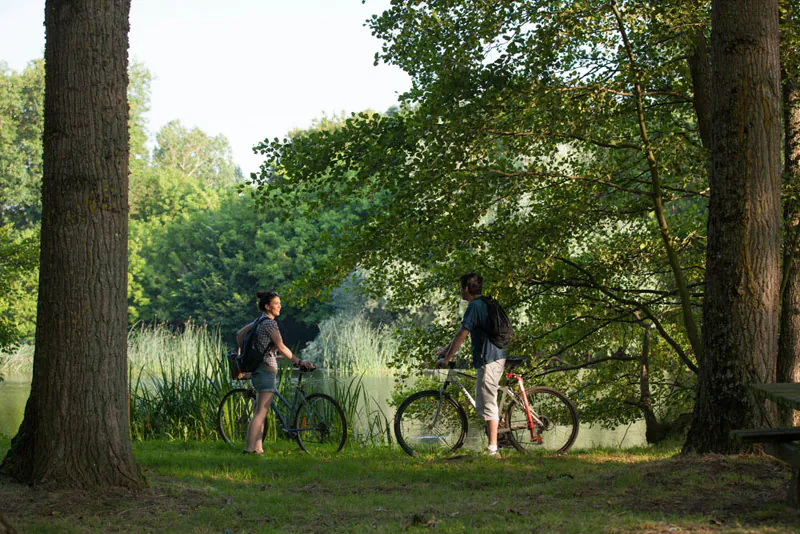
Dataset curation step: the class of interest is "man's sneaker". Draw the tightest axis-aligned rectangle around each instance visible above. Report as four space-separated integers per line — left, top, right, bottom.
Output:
484 447 501 457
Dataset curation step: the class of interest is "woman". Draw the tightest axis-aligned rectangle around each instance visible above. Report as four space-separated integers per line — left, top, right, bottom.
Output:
238 290 313 454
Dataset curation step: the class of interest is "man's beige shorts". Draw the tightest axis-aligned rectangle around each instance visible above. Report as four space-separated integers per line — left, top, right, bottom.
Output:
476 359 505 421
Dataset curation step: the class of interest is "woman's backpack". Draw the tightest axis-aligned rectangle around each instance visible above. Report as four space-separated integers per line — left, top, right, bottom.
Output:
225 348 248 380
236 315 268 373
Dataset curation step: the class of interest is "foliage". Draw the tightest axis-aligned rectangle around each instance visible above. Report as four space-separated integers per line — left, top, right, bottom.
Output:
0 225 38 355
153 119 242 187
128 183 369 340
0 59 44 228
251 0 710 429
128 59 153 175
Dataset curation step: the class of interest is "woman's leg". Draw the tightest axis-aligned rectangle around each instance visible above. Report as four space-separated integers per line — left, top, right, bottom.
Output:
245 390 275 453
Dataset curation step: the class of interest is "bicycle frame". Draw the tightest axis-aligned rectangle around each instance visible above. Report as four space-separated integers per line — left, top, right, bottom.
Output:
259 371 314 438
437 365 545 442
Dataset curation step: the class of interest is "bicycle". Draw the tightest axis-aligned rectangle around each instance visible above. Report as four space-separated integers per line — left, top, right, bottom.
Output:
217 365 348 454
394 357 578 456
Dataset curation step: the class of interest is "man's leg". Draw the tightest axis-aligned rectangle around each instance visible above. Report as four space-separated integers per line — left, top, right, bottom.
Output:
486 419 499 448
476 359 505 453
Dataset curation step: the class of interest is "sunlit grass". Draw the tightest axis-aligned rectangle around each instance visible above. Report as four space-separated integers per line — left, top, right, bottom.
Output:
2 437 796 533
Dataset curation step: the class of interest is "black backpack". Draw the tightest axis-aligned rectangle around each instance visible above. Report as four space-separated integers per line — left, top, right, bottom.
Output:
236 315 268 373
479 296 513 348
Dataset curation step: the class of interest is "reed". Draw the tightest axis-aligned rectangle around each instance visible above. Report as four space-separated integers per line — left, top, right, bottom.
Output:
0 344 33 382
303 314 397 376
128 322 230 441
310 373 392 447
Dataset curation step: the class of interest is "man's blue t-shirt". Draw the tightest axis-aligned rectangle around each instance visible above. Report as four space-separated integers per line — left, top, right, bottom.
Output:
462 298 506 369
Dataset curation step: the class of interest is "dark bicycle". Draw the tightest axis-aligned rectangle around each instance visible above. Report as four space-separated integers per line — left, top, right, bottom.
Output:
217 365 347 454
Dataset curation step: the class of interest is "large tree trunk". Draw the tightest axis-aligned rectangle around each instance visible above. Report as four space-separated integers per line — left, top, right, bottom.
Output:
778 44 800 426
0 0 144 488
684 0 782 454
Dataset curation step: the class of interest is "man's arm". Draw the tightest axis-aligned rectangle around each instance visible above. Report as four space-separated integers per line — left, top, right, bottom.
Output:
439 326 470 366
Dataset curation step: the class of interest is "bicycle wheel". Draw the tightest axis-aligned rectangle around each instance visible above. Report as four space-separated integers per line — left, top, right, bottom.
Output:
218 388 256 448
505 387 578 454
293 393 347 454
394 390 468 457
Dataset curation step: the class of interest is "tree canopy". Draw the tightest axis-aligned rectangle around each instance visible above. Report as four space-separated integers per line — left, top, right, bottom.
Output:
250 0 713 435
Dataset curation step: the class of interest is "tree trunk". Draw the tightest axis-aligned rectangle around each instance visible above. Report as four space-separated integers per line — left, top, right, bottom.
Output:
688 27 713 151
635 327 668 443
684 0 782 454
778 45 800 426
0 0 144 488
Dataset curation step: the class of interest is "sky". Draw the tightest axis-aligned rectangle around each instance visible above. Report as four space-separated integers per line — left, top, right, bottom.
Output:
0 0 411 178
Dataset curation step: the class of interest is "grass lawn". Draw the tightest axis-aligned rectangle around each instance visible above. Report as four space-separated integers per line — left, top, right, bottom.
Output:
1 438 799 533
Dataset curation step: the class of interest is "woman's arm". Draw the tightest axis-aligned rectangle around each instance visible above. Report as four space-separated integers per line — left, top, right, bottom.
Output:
269 328 301 365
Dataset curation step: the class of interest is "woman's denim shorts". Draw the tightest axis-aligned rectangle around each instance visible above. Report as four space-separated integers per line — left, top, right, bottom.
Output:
251 370 278 393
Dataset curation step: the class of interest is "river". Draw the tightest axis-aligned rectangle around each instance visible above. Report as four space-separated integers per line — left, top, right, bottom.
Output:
0 376 646 448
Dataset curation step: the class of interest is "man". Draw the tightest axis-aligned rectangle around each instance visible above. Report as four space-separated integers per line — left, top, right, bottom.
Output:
437 273 507 456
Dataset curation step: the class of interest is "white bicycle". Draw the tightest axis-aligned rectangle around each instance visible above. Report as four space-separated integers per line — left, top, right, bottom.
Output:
393 358 579 456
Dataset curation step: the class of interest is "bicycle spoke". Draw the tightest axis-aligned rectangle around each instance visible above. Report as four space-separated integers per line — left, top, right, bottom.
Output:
394 391 467 457
505 387 578 454
293 393 347 454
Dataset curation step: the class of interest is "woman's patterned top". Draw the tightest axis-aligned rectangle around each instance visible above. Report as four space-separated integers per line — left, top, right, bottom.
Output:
255 316 283 374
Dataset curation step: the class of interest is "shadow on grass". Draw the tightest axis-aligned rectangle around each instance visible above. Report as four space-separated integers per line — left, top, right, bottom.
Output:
2 439 799 533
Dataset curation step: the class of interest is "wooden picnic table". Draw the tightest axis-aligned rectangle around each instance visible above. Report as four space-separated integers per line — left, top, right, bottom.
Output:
750 383 800 411
731 383 800 506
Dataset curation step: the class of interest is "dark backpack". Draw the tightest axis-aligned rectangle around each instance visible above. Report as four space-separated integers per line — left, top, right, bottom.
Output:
236 315 268 373
479 296 513 348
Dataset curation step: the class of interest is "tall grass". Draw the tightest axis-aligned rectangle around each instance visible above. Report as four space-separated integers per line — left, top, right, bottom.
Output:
128 322 392 446
0 344 34 382
128 322 231 441
2 321 394 446
303 314 397 376
312 374 393 447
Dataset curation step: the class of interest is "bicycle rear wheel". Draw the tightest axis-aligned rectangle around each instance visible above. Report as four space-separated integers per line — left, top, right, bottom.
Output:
505 387 578 454
293 393 347 454
394 390 468 457
218 388 256 448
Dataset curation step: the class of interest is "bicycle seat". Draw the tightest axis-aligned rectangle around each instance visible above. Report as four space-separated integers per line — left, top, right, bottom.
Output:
504 357 527 370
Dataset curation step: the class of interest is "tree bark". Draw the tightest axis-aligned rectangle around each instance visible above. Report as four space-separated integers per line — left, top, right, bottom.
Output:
778 44 800 426
688 27 713 151
0 0 144 488
684 0 782 453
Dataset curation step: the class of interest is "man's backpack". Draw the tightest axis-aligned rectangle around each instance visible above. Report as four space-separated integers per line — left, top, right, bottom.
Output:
479 296 513 348
236 315 268 373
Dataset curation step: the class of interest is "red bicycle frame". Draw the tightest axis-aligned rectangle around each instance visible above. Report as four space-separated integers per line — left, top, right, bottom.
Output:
506 370 542 443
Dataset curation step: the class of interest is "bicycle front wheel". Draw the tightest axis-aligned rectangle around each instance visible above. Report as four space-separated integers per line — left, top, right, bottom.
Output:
218 388 256 448
505 387 578 454
394 390 468 457
293 393 347 454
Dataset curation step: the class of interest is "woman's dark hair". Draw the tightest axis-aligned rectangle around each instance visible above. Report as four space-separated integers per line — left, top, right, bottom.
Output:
257 291 280 312
459 273 482 295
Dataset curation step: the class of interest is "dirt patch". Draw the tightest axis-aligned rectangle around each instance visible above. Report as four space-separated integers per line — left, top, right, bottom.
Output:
606 454 800 528
0 474 217 531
